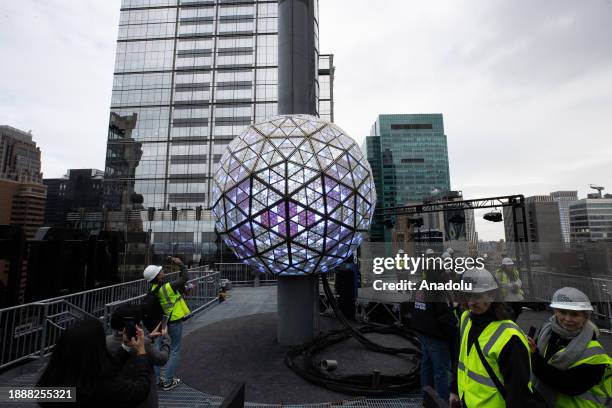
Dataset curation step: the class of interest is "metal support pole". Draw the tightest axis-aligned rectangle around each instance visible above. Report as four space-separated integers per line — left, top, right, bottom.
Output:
511 204 520 261
277 275 320 345
520 202 534 299
275 0 319 346
278 0 317 115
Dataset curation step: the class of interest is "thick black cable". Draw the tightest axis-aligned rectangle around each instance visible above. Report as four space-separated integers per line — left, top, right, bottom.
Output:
285 274 422 396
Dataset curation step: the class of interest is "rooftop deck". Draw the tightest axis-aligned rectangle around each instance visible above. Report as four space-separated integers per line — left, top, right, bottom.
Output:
1 286 610 407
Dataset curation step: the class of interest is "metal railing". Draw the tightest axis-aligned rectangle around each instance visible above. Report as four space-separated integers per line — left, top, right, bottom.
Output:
104 272 220 330
215 263 278 285
530 270 612 329
0 267 218 370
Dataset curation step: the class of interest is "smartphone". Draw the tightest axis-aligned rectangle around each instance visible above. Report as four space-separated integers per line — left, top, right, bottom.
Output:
161 315 169 331
528 326 536 338
124 317 137 339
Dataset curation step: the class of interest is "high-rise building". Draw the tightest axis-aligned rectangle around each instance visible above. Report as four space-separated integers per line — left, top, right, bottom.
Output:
363 114 451 241
569 196 612 242
550 190 578 244
504 195 563 261
43 169 105 227
0 125 46 239
0 126 46 303
0 125 43 183
393 190 477 254
104 0 333 261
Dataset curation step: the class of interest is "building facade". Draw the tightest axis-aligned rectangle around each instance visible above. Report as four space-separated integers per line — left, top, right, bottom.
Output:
104 0 333 262
0 125 46 239
0 126 43 183
363 114 451 241
393 190 477 254
550 190 578 244
504 195 563 262
570 196 612 242
43 169 105 227
0 126 46 303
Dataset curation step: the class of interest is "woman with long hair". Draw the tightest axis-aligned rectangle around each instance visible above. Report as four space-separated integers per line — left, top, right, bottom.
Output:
37 318 151 407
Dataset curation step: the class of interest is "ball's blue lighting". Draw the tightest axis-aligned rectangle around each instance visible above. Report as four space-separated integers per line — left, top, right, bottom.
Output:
211 114 376 276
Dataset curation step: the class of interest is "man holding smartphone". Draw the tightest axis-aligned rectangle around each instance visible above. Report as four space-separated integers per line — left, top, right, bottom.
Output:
143 256 191 391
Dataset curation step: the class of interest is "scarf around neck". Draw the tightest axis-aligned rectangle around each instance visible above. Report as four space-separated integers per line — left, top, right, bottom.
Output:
533 315 599 406
537 314 598 369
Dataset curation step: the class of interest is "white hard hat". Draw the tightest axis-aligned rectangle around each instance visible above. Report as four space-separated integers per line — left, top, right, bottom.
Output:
460 267 499 293
441 252 451 260
397 249 405 254
143 265 162 282
425 248 434 255
501 257 514 266
446 248 455 255
550 287 593 311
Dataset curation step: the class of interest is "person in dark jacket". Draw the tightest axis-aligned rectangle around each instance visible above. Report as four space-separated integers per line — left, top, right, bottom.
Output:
37 318 151 408
528 287 611 407
143 257 191 390
450 267 544 408
408 264 457 400
106 304 171 408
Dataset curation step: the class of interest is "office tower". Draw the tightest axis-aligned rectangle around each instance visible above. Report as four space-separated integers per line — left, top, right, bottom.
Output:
0 125 43 183
0 126 47 239
393 190 476 253
363 114 451 241
504 195 563 261
570 195 612 242
104 0 333 261
0 126 46 304
550 190 578 245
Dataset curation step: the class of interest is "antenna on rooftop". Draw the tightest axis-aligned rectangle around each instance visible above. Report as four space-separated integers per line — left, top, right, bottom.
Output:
589 184 604 198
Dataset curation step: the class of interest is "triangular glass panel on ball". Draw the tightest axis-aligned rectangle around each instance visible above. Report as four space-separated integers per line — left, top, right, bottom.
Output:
211 114 376 277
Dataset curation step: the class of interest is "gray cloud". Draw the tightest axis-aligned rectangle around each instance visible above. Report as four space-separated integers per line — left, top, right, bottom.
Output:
319 0 612 238
0 1 610 240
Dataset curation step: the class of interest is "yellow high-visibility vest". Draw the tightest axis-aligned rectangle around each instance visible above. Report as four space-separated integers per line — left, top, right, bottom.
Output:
151 282 190 322
545 340 612 407
496 267 524 298
457 310 532 407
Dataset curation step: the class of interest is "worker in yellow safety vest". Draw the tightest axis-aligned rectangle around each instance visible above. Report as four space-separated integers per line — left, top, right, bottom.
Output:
143 257 191 391
495 257 524 319
450 267 544 407
529 287 611 407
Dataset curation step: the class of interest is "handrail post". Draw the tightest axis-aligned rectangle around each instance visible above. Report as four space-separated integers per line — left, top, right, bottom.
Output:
39 303 49 358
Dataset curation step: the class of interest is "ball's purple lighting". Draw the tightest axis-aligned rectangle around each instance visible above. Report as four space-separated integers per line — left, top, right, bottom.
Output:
211 114 376 276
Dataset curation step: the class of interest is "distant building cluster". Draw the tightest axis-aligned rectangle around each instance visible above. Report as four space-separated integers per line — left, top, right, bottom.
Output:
1 1 611 307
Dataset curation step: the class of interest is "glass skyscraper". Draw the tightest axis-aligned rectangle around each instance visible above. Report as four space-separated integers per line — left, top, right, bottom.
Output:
104 0 333 264
364 114 451 241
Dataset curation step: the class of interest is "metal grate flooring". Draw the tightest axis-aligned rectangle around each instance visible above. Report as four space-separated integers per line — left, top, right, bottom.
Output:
1 371 422 408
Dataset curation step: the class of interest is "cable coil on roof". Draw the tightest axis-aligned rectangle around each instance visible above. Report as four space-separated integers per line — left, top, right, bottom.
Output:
285 275 422 396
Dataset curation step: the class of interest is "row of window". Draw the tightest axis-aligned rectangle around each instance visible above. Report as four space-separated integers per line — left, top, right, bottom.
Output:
114 35 278 73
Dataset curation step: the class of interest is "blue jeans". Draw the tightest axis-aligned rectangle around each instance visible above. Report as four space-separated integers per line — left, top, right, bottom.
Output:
154 320 183 383
417 333 451 401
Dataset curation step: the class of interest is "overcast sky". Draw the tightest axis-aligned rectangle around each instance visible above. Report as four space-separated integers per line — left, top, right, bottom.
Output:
1 1 611 240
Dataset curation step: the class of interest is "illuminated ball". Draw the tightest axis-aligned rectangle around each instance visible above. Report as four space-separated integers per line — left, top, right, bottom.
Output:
211 114 376 275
